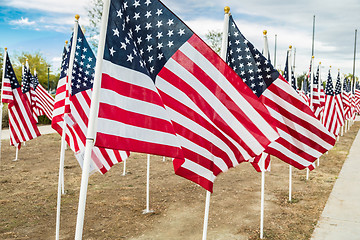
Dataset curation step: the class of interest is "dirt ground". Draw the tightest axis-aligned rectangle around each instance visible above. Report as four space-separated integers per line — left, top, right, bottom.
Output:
0 122 359 240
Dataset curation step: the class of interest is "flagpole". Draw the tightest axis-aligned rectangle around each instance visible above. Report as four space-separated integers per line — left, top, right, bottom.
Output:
317 61 322 166
122 158 127 176
74 0 110 237
352 29 357 94
143 154 153 214
203 6 231 240
56 18 80 240
259 30 269 240
0 48 7 161
287 45 293 202
274 34 277 69
307 56 314 180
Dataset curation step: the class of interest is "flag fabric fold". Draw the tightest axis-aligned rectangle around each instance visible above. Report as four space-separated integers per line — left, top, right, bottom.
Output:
312 66 323 120
225 15 336 170
2 52 41 147
93 0 280 192
334 72 345 126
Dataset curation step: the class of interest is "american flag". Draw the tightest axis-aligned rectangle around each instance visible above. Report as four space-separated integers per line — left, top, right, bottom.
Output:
354 81 360 113
283 53 298 91
94 0 280 192
1 52 41 147
225 15 335 170
334 72 345 126
31 70 55 120
323 70 339 136
342 78 352 120
51 26 129 174
21 62 38 122
312 66 323 120
299 78 311 106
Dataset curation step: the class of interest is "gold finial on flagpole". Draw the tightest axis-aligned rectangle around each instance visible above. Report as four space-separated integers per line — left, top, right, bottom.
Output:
319 62 321 64
330 65 332 68
224 6 230 14
26 58 28 61
289 45 292 49
75 14 80 20
263 30 267 35
312 56 314 59
4 47 7 51
65 40 68 44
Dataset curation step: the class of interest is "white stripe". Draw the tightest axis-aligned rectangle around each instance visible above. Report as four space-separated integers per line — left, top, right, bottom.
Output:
266 106 334 150
181 158 216 183
180 42 279 142
264 80 333 138
167 106 238 167
269 142 313 167
97 117 181 148
8 108 24 142
177 135 230 172
102 59 158 92
13 90 37 138
165 57 265 154
156 75 251 160
99 87 172 122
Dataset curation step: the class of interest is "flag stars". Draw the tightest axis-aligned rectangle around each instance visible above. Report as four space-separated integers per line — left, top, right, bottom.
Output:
156 32 163 39
167 41 174 48
135 25 141 32
178 29 185 36
167 30 174 37
113 28 120 37
167 19 174 26
133 0 140 8
133 12 140 20
156 20 163 28
145 0 151 6
145 11 152 18
155 9 163 16
127 53 134 62
145 22 152 30
146 34 152 41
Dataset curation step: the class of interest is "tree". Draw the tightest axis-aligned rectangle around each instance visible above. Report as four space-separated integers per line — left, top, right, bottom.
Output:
87 0 103 48
11 52 59 92
205 30 222 54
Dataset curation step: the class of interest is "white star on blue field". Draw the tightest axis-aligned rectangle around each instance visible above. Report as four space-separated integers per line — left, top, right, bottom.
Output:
1 0 360 78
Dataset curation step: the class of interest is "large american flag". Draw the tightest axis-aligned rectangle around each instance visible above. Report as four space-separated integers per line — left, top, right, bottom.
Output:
334 72 345 126
342 78 352 120
312 66 323 120
94 0 280 192
51 26 129 174
226 15 336 169
1 52 41 147
323 70 339 136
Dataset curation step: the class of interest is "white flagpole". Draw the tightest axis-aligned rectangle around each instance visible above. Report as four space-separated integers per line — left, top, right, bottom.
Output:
307 56 314 180
14 146 19 161
143 154 153 214
0 48 7 161
259 30 269 240
202 190 211 240
162 156 166 162
74 0 110 237
56 18 79 240
202 6 231 240
287 46 293 202
122 158 127 176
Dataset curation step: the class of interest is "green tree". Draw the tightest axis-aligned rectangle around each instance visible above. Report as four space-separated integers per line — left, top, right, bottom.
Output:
11 52 59 92
87 0 103 48
205 30 222 54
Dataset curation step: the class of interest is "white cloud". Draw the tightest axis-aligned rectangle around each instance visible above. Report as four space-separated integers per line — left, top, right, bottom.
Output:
9 17 36 26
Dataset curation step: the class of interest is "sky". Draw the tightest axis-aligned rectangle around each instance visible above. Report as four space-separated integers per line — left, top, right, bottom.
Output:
1 0 360 81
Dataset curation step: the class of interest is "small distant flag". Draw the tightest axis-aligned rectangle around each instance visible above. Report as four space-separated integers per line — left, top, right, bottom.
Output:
323 70 339 136
1 52 41 147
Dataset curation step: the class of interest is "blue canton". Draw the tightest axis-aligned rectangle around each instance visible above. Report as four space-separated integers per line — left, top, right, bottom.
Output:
22 65 32 94
325 70 334 96
4 53 20 89
283 54 297 91
60 44 70 80
334 72 342 96
104 0 192 82
226 15 279 97
70 25 96 96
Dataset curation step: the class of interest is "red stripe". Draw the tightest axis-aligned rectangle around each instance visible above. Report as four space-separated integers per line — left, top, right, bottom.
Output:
96 131 182 158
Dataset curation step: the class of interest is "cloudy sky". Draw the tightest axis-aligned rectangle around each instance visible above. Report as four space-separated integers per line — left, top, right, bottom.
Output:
1 0 360 80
